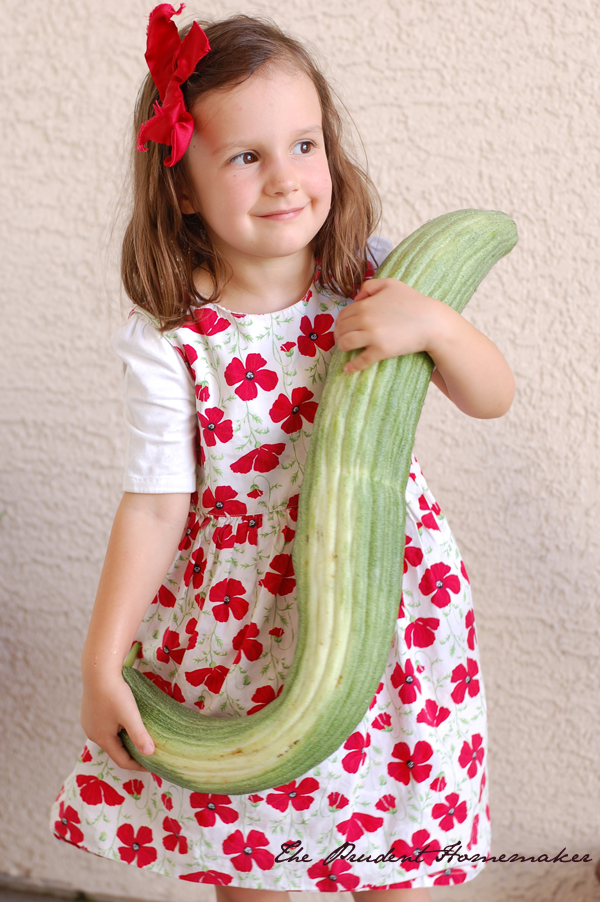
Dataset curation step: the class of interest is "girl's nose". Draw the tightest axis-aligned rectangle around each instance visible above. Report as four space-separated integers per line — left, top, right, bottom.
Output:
264 157 299 196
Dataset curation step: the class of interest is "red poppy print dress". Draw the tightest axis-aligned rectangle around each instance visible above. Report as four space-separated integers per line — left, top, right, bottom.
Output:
51 265 491 890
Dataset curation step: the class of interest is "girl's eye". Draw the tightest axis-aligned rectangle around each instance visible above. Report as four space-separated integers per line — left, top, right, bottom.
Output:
292 141 314 155
230 151 258 165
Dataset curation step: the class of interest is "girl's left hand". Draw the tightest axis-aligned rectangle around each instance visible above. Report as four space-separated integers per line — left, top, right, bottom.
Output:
334 278 440 374
334 277 515 419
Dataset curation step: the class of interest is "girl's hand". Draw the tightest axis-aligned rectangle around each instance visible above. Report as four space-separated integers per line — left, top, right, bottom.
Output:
335 278 440 372
81 670 155 771
334 278 514 419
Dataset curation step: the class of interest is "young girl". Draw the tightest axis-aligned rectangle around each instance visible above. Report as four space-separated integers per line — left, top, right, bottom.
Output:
50 6 514 900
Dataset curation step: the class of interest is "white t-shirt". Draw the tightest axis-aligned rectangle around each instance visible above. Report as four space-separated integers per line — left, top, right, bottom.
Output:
113 236 395 493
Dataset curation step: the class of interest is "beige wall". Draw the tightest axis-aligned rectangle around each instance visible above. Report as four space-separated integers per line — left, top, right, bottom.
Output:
2 1 599 901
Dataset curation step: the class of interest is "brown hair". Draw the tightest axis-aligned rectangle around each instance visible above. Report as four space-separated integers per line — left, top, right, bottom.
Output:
121 15 381 330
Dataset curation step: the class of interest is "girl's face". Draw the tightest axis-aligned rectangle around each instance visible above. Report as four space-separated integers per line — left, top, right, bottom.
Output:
180 64 333 267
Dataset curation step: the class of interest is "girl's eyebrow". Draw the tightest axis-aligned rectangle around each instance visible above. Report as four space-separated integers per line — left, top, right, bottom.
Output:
215 125 324 157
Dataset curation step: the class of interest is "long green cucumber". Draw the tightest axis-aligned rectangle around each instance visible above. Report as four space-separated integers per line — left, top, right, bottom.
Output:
120 209 518 793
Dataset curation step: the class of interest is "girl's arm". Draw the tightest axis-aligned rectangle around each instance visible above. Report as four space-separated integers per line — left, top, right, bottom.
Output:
81 491 190 770
334 278 514 418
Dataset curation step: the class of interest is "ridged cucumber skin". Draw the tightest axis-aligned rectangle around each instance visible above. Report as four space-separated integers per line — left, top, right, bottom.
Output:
120 209 518 794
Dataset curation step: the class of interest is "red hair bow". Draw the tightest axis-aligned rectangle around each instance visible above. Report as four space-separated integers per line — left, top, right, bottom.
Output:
137 4 211 167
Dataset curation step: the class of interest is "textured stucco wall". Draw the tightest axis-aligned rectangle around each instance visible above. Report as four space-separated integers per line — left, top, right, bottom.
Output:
1 1 599 901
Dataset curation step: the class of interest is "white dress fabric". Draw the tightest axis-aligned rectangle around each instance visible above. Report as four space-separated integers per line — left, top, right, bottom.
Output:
51 245 490 890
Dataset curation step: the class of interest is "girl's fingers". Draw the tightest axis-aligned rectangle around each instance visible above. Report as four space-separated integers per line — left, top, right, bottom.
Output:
101 733 149 771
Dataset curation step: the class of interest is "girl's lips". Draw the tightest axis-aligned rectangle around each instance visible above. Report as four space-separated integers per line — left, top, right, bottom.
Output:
258 206 305 221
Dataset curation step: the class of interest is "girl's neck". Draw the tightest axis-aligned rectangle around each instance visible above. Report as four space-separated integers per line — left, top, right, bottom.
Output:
195 245 316 315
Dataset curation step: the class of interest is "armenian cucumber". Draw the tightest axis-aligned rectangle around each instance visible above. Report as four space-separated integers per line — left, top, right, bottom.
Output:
121 208 518 793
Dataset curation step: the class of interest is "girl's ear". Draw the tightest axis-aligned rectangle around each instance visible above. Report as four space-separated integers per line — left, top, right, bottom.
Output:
178 190 197 215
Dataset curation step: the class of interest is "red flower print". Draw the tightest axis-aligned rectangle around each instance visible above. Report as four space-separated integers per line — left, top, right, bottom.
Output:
433 868 467 885
369 681 384 710
479 770 487 802
248 487 263 499
458 733 484 778
180 870 233 885
404 535 424 572
173 343 196 379
390 829 441 871
280 341 296 352
186 618 198 650
375 794 397 813
232 623 263 665
225 353 278 401
336 812 383 842
223 829 275 872
156 628 185 666
212 523 237 549
328 792 349 811
391 659 421 704
419 563 460 609
461 559 470 582
203 485 247 518
388 740 433 785
247 683 283 715
307 858 359 892
116 824 157 867
258 554 295 596
432 792 468 832
161 792 173 811
269 627 284 639
54 802 84 846
418 494 442 530
297 313 335 357
196 384 209 402
372 712 393 731
416 699 451 728
430 776 447 792
123 779 145 800
266 778 319 812
282 525 295 542
75 775 125 806
151 772 163 787
190 793 239 827
184 547 207 589
269 387 318 434
466 608 477 650
341 731 370 773
248 794 263 804
450 658 480 703
143 671 185 703
80 746 92 762
163 817 188 854
287 494 299 522
467 813 479 850
179 511 200 551
208 578 248 622
185 306 230 336
155 584 177 607
231 443 285 474
405 617 439 649
186 665 229 694
235 514 262 546
199 407 233 447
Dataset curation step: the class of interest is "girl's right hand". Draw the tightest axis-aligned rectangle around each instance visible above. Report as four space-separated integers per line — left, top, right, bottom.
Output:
80 671 155 771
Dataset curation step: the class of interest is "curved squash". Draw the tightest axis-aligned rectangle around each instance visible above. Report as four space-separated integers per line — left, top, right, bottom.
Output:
120 208 518 793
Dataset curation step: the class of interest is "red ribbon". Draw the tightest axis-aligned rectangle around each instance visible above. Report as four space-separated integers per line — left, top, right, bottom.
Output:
137 4 211 167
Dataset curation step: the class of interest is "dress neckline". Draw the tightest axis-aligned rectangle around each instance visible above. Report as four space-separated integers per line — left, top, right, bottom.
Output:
209 285 315 319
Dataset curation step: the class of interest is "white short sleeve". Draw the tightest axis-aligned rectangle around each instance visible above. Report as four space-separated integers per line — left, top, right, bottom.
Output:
112 313 197 494
367 235 395 268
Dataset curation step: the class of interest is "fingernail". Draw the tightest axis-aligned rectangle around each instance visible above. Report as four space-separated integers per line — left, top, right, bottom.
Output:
141 743 154 756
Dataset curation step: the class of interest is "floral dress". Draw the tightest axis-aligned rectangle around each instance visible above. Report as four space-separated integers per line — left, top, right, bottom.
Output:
50 278 491 891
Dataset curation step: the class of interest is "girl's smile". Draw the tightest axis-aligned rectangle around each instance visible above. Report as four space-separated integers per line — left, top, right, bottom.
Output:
179 65 333 277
